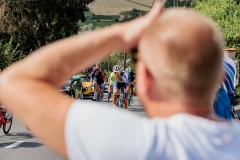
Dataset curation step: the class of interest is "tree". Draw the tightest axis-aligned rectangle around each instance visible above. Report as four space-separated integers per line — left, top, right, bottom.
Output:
0 0 94 56
0 39 25 70
120 9 147 22
164 0 193 8
193 0 240 58
100 51 136 75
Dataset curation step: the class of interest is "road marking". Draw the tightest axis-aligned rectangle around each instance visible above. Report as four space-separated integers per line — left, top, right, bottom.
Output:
5 141 24 148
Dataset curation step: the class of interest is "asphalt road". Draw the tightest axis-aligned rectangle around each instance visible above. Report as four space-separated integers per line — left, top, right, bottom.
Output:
0 96 145 160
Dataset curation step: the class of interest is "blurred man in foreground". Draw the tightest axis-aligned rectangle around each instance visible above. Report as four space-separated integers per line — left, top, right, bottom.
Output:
1 3 240 160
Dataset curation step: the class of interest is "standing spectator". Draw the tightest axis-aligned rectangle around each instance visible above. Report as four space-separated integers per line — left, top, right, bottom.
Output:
223 55 236 104
214 55 236 120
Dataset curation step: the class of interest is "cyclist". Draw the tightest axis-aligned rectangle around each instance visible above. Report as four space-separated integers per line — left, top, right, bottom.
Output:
223 55 236 105
214 55 237 120
90 67 106 101
108 65 130 109
125 67 135 95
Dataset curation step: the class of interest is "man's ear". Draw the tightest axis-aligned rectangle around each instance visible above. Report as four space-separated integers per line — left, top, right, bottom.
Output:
136 61 149 97
136 60 159 102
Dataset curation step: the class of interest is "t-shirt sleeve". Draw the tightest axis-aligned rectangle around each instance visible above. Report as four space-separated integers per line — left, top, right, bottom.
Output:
64 100 152 160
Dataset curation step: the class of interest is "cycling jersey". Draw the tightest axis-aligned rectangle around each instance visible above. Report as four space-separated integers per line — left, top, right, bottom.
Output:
109 71 129 85
128 71 135 83
90 71 105 86
90 71 105 81
109 72 118 85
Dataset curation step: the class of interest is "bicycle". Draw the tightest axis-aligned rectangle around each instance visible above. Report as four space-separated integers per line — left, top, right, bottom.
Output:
115 87 125 108
95 85 103 102
0 107 13 134
127 82 135 106
108 84 128 109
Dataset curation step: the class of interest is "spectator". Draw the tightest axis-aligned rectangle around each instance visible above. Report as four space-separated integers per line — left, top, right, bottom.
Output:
1 3 240 160
214 55 236 120
223 55 236 103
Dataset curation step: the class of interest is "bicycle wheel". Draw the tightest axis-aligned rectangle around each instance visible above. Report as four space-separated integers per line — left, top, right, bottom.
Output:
232 108 240 121
96 91 101 102
119 97 123 108
116 95 120 107
128 94 131 106
3 116 13 134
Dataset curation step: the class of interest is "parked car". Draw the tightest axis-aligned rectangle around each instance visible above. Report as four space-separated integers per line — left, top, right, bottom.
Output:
60 74 109 99
73 75 94 99
59 76 85 99
59 79 76 98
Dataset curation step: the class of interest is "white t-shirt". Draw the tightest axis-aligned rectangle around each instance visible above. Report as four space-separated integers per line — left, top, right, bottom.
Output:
65 100 240 160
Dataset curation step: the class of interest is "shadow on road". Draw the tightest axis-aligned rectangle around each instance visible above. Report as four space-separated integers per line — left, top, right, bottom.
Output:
0 132 34 140
18 142 43 148
128 108 144 112
0 141 43 148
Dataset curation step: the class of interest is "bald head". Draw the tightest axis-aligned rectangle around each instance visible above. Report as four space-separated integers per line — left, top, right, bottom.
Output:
138 8 224 105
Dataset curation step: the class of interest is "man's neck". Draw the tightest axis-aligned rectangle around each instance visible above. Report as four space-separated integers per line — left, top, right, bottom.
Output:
145 101 226 122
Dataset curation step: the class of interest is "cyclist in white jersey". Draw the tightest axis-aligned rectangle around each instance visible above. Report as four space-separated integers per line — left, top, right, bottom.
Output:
108 65 130 109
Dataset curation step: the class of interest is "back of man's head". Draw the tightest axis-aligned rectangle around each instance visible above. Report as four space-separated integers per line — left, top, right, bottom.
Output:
138 8 224 106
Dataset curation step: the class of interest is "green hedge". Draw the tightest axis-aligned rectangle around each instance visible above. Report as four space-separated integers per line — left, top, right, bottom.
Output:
193 0 240 58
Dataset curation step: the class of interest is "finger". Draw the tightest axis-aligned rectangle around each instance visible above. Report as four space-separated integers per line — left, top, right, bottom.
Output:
147 2 163 18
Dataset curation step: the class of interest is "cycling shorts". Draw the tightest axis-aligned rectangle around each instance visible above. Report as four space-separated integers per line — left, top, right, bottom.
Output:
113 81 127 91
93 78 104 87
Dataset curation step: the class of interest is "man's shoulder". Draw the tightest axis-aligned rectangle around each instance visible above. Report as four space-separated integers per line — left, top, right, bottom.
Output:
224 56 236 68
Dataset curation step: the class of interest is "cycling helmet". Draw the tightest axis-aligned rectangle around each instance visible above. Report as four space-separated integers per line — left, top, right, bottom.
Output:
113 65 123 72
125 67 131 74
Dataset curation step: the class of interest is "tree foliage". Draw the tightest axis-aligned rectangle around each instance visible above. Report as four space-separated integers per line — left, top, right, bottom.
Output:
193 0 240 58
120 9 147 22
0 0 94 56
164 0 193 8
0 39 26 70
100 52 136 75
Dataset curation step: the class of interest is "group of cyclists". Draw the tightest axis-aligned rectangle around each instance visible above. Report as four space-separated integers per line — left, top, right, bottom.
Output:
89 64 135 109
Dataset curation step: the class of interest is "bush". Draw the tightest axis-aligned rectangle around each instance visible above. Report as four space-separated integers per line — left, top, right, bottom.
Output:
90 15 119 21
0 39 26 70
164 0 193 8
193 0 240 58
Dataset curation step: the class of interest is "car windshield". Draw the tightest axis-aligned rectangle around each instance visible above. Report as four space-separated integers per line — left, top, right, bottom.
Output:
80 77 90 82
